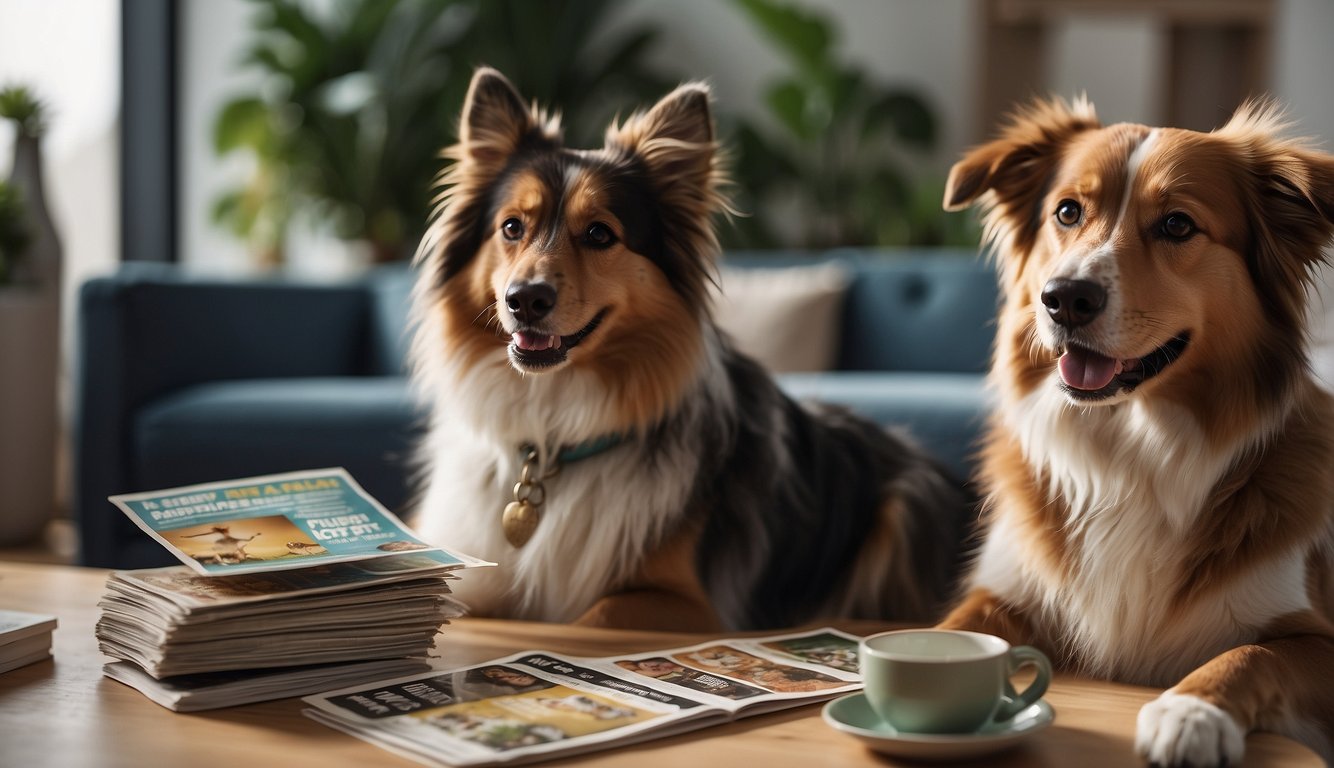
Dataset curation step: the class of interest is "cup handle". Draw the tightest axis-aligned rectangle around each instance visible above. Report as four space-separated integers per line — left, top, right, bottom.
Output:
995 645 1052 723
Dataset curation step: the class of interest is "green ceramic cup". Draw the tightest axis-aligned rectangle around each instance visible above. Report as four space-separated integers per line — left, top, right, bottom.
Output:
860 629 1052 734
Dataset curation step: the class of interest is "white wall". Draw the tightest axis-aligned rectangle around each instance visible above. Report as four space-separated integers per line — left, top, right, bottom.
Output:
179 0 260 274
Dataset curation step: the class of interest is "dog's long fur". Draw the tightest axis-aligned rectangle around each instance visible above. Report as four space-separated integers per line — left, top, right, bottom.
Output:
407 68 969 632
939 97 1334 765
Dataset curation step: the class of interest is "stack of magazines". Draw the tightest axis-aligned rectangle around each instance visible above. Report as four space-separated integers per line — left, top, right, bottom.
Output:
95 468 490 712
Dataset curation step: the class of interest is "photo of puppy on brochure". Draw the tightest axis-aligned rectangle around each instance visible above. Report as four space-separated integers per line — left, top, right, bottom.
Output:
5 1 1334 768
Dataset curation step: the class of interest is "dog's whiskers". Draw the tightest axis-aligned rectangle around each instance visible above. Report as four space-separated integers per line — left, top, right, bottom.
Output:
473 301 499 328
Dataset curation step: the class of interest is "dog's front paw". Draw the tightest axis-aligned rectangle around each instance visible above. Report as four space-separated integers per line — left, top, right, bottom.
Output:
1135 692 1244 767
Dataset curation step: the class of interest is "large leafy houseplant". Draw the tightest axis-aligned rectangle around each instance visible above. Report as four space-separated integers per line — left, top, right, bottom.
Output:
725 0 971 249
214 0 676 265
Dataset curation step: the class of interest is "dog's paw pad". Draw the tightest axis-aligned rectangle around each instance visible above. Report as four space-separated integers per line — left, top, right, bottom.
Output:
1135 692 1244 767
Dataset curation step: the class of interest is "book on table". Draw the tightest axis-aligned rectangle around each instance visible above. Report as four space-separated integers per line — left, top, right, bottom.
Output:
0 609 57 675
96 467 491 711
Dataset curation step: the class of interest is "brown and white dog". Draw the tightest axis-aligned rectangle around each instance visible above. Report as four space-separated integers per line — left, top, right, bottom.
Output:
939 97 1334 765
406 68 969 632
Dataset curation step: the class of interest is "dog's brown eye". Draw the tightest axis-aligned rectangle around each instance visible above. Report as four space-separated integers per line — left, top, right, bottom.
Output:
585 222 617 248
501 218 524 241
1055 200 1082 227
1160 213 1196 241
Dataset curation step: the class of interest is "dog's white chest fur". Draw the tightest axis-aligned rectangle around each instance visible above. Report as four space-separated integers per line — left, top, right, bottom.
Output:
974 384 1311 685
415 432 678 622
412 350 710 623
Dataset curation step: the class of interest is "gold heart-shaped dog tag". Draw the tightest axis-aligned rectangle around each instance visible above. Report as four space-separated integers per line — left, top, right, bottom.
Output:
502 500 540 547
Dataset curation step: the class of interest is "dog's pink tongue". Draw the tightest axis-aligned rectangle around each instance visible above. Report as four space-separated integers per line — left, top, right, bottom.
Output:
1059 347 1118 390
513 332 558 351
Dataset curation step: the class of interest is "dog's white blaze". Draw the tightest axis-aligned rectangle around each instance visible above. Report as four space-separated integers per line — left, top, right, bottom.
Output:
1043 131 1159 358
414 325 731 622
977 385 1312 685
1115 129 1158 233
1089 130 1158 353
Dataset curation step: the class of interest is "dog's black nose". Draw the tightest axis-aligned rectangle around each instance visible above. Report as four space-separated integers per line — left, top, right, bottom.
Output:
1041 278 1106 328
506 282 557 324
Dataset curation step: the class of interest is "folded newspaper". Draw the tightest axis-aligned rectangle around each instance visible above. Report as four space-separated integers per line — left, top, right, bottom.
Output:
303 628 863 766
97 468 491 711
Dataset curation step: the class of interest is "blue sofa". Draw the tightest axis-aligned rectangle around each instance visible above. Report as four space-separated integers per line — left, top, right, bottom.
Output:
73 249 998 569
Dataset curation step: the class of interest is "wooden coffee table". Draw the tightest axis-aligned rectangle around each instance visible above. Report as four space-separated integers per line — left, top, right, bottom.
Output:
0 561 1320 766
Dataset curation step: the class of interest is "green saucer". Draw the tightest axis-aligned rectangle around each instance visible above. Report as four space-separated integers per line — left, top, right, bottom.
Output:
822 693 1055 761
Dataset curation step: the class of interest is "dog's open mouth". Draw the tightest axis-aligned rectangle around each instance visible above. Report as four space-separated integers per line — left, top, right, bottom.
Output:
1057 333 1191 401
508 310 607 369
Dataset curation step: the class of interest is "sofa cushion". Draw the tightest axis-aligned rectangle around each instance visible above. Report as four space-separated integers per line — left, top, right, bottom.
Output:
777 371 990 481
713 262 850 372
837 255 997 374
133 377 423 517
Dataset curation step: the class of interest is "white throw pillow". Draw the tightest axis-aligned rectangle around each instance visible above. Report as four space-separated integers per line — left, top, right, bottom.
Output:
711 263 850 373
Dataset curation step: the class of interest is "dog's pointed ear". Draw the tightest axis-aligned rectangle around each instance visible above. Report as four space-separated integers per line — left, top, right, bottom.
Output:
609 83 715 184
1223 101 1334 260
1256 146 1334 331
1261 145 1334 261
1218 102 1334 322
944 97 1100 256
605 83 725 306
459 67 537 169
944 140 1017 212
945 97 1100 211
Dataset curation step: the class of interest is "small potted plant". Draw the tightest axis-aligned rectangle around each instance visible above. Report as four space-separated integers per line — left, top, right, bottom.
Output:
0 86 60 287
0 179 30 285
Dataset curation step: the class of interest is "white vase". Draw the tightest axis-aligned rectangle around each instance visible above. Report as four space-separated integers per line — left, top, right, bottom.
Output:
0 132 62 546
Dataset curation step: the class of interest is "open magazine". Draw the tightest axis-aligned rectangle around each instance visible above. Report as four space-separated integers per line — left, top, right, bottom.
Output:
304 627 863 766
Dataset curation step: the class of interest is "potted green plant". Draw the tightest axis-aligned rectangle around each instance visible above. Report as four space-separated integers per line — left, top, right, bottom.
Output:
0 180 30 285
0 86 60 285
723 0 975 249
213 0 676 266
0 84 61 546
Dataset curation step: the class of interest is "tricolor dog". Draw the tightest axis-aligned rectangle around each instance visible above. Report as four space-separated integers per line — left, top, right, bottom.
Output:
408 68 969 632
